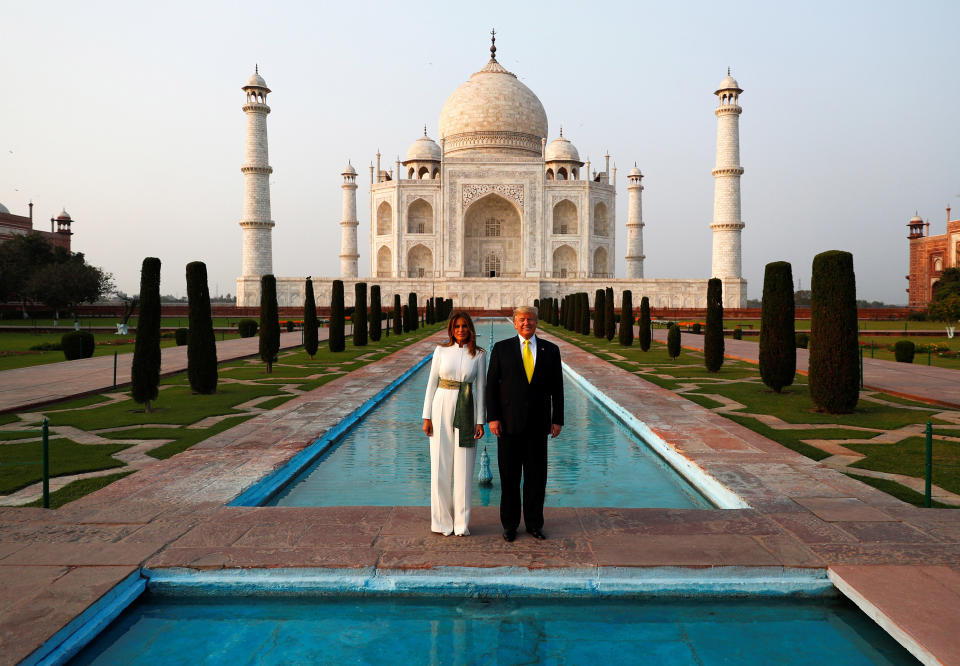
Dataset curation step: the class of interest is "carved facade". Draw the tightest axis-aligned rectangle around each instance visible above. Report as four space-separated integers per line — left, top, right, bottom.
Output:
907 209 960 307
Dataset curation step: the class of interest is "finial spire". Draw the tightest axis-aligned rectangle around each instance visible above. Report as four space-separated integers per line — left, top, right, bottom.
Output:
256 64 259 74
490 28 497 61
559 126 563 138
424 124 427 137
727 66 731 76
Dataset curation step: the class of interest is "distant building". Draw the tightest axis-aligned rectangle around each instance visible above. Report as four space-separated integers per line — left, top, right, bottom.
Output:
0 202 73 252
907 206 959 307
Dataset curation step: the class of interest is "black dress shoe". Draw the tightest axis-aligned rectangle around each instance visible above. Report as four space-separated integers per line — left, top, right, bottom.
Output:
503 529 517 542
526 529 546 540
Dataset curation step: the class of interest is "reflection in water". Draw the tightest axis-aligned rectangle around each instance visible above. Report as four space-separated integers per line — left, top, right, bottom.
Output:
269 321 709 509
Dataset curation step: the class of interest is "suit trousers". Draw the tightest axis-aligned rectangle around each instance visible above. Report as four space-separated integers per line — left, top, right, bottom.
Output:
497 426 548 532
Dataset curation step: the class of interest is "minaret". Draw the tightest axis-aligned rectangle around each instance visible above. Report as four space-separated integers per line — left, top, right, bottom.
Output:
710 68 745 281
340 162 359 277
239 66 275 278
625 164 645 278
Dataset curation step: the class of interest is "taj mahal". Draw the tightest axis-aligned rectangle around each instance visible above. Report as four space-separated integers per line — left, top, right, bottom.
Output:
235 34 748 309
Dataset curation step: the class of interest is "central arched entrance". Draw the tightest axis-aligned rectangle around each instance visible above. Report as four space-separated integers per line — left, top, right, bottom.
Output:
463 193 521 277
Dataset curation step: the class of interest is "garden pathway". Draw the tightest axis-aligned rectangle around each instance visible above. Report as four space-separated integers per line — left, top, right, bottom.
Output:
0 328 346 414
652 329 960 409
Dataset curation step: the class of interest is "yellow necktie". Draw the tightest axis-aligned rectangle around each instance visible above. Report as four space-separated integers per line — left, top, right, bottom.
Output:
523 339 534 383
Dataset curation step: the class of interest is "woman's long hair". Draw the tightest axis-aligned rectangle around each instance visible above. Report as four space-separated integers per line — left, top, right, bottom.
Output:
441 311 484 357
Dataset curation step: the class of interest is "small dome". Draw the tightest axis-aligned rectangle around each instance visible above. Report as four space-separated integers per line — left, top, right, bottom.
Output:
628 165 643 177
405 134 442 162
909 214 923 223
56 208 71 221
244 67 270 91
342 162 357 175
715 70 742 94
0 202 9 214
545 136 580 163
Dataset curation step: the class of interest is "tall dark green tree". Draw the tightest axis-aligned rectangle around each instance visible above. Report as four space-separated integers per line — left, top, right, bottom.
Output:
639 296 651 351
259 275 281 372
329 279 345 352
408 293 419 331
185 261 218 394
353 282 368 346
572 293 583 334
809 251 859 413
704 278 724 372
581 293 591 334
393 294 402 334
619 290 634 346
402 305 410 332
605 287 615 341
426 297 434 325
553 298 559 325
759 262 796 392
131 257 161 412
369 285 382 342
303 278 319 358
594 289 605 337
667 323 681 359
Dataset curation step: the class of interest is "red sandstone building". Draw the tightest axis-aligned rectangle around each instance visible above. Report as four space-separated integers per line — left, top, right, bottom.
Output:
0 202 73 252
907 206 960 307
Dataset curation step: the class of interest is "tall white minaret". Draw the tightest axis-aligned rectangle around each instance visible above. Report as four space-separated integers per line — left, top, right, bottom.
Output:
625 164 645 278
340 162 359 277
240 66 275 278
710 68 744 281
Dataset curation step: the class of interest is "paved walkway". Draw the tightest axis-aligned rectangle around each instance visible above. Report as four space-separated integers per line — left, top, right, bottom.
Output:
0 329 958 664
0 328 347 414
652 329 960 409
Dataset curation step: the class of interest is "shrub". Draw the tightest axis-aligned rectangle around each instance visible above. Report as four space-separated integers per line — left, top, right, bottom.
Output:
758 261 796 393
284 320 294 332
691 323 701 334
733 327 742 340
402 305 410 332
186 261 218 394
303 278 319 358
407 293 418 332
667 323 681 359
619 290 634 346
259 275 281 372
369 285 382 342
426 297 434 325
906 312 927 322
704 278 724 372
174 328 188 346
581 292 591 335
809 250 859 414
30 342 62 351
605 287 615 341
131 257 161 411
329 280 345 352
639 296 651 351
354 283 368 346
237 319 258 338
795 332 809 349
393 294 402 334
894 340 916 363
594 289 605 338
61 331 95 360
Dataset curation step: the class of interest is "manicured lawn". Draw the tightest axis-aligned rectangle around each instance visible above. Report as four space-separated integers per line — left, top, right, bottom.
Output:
101 414 257 460
845 472 954 509
848 436 960 495
0 438 130 494
23 472 134 509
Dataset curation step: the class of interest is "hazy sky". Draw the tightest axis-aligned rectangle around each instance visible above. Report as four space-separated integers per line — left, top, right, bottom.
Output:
3 0 958 303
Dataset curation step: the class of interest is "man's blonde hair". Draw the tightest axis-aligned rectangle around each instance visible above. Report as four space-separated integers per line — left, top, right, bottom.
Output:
513 306 538 321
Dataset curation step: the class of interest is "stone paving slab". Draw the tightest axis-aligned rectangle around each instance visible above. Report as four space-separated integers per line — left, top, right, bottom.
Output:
1 327 959 664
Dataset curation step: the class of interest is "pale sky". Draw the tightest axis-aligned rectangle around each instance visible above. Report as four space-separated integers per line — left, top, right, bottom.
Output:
3 0 958 303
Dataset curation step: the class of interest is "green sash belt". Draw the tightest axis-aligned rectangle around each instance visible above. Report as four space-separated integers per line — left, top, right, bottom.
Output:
440 378 475 448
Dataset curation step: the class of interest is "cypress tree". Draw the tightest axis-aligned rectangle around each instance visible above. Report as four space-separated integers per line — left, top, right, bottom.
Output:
304 278 319 358
573 293 583 334
408 293 418 331
559 296 566 329
759 262 796 392
605 287 615 341
186 261 218 394
393 294 402 334
594 289 605 337
553 298 559 325
704 278 724 372
426 297 434 324
259 274 280 371
619 290 634 346
582 293 591 335
639 296 651 352
369 285 382 342
667 323 681 359
353 282 368 346
402 304 410 332
329 279 345 352
809 250 859 413
131 257 161 412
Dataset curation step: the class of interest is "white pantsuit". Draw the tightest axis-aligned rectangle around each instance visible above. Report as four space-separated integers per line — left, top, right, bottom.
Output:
422 344 487 535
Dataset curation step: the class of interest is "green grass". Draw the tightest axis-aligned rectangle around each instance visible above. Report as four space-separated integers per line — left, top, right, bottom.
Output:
0 430 42 441
41 394 113 412
0 438 129 494
845 472 955 509
722 414 871 462
848 437 960 495
254 395 297 410
147 415 256 460
22 471 134 509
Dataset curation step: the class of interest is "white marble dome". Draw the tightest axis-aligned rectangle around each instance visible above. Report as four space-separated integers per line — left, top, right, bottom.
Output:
342 162 357 175
545 135 580 163
245 69 269 90
628 165 643 177
0 202 9 215
438 59 547 156
56 208 71 220
405 134 442 162
716 73 742 93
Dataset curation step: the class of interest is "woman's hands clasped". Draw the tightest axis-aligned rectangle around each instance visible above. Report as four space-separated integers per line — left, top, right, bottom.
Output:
422 419 485 441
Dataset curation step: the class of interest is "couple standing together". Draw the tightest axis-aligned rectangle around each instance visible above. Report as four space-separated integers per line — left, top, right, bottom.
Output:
421 307 564 542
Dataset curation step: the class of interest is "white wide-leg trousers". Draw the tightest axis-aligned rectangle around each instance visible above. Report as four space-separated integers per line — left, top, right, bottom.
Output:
429 389 477 535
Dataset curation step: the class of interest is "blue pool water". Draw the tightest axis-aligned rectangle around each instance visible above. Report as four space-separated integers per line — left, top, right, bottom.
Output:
267 320 710 508
71 595 916 665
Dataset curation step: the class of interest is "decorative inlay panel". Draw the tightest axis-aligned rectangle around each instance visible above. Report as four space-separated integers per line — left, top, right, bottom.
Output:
462 184 524 209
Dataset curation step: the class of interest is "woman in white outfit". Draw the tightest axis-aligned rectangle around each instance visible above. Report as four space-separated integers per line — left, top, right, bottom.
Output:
422 312 486 536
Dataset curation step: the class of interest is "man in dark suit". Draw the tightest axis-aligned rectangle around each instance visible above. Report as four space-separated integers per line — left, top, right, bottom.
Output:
486 306 564 542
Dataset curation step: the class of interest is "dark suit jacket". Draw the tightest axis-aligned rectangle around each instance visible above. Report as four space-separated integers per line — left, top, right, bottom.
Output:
486 335 564 436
